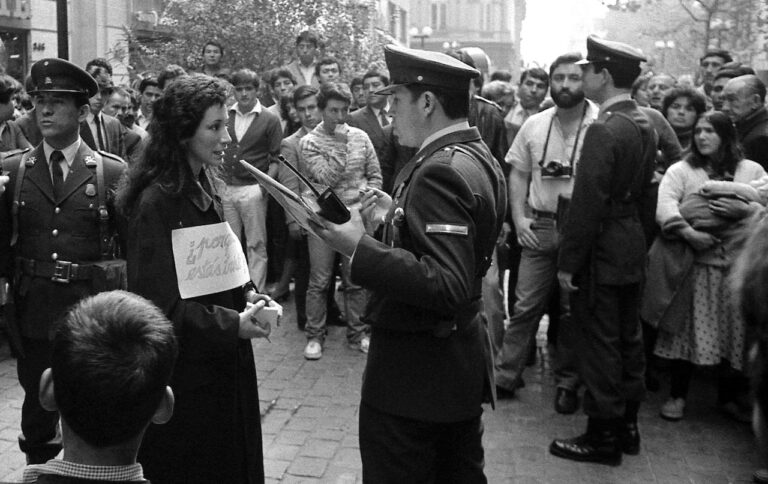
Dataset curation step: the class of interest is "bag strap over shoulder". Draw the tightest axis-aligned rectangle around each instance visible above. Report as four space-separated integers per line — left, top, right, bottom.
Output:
10 150 32 247
92 152 113 259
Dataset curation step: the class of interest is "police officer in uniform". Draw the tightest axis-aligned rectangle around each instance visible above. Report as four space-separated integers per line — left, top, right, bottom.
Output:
311 44 506 482
0 58 126 464
550 36 656 466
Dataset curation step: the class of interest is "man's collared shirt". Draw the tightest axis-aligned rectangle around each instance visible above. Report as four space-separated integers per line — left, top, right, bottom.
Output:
370 105 391 128
231 100 263 141
506 101 598 213
504 103 538 130
299 62 316 87
14 459 145 483
44 138 81 181
136 109 150 130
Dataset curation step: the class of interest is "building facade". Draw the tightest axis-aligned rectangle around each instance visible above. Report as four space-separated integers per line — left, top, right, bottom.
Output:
408 0 518 75
0 0 145 84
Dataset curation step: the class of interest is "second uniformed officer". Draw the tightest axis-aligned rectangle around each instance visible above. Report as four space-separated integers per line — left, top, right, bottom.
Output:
311 45 506 482
0 58 126 464
551 36 656 466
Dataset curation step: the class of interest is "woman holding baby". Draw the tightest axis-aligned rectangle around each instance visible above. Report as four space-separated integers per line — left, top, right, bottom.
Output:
649 110 766 422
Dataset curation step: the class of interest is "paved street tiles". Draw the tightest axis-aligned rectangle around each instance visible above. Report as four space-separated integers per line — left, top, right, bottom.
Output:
0 295 765 483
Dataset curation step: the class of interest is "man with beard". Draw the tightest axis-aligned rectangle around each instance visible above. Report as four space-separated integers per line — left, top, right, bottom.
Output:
494 53 598 413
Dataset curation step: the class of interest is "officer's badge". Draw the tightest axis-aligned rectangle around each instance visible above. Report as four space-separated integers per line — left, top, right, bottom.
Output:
25 156 36 166
393 207 405 227
85 184 96 197
84 155 97 167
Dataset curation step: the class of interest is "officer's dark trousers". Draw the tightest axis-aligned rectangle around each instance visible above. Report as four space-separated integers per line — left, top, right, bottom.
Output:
17 337 61 462
572 281 646 419
359 402 487 484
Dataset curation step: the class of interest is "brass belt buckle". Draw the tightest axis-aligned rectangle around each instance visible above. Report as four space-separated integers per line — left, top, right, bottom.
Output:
52 261 72 283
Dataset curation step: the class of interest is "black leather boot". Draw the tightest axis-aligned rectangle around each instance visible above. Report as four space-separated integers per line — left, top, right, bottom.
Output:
621 401 641 455
549 418 623 466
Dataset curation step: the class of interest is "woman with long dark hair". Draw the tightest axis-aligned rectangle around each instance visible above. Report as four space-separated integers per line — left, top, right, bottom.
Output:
653 111 766 422
117 75 269 484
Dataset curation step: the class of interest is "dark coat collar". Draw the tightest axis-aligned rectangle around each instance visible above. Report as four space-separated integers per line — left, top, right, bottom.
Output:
184 170 217 214
736 106 768 136
392 126 483 191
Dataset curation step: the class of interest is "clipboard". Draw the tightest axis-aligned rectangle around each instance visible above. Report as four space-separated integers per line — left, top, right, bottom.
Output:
237 160 326 236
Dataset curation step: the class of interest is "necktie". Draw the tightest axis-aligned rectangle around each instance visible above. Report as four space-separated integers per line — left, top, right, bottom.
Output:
94 114 105 150
379 110 389 127
50 150 65 199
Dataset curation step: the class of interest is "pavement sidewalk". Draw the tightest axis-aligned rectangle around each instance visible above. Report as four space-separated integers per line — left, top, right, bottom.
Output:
0 297 764 483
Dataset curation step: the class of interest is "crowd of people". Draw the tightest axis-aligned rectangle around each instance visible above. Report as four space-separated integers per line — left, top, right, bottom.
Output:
0 26 768 483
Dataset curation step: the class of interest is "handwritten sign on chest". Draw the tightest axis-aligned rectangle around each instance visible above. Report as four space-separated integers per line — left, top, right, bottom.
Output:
171 222 250 299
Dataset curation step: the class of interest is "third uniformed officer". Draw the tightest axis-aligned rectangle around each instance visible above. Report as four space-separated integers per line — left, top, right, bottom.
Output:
551 36 656 466
310 45 506 482
0 58 126 463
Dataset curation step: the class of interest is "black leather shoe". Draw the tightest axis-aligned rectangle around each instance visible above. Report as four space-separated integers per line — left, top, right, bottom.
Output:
555 388 579 415
550 429 622 466
619 422 640 455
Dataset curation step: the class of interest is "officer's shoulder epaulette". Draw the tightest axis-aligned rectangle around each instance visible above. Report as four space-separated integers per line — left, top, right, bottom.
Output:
0 147 30 162
97 150 127 165
475 95 502 111
0 147 31 169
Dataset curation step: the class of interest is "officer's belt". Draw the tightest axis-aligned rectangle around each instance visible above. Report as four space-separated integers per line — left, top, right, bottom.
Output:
16 257 94 283
604 203 637 219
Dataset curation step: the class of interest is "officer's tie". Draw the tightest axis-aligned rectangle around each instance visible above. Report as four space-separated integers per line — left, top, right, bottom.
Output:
50 150 65 199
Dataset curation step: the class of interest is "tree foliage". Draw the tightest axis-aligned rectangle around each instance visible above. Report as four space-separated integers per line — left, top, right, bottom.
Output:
130 0 387 80
599 0 768 74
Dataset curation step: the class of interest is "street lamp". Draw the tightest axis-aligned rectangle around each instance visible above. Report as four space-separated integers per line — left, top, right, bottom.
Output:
442 40 460 54
654 39 675 72
409 26 433 49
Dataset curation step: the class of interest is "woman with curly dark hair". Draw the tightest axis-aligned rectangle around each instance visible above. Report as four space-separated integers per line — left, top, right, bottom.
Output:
117 74 269 484
662 86 707 156
652 111 766 422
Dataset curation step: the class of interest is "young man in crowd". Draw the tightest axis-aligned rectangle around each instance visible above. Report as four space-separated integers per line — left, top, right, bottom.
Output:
347 70 390 166
136 77 161 129
505 67 548 142
220 69 283 291
284 31 321 87
265 69 298 132
299 82 381 360
315 57 342 85
10 290 177 483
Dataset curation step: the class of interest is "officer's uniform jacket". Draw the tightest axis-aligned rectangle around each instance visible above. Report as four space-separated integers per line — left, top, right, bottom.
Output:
0 142 125 338
351 126 506 422
558 98 656 285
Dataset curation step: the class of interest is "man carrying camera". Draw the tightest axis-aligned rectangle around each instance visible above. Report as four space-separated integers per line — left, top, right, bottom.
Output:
494 53 597 414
